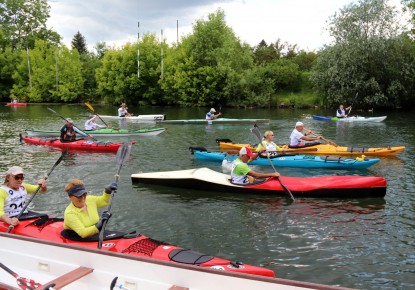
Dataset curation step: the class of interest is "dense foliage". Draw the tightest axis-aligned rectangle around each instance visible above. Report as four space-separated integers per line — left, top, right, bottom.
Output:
1 1 415 109
311 0 415 109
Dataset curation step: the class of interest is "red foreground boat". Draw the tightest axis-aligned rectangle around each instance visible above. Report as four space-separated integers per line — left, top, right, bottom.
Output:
20 135 136 152
0 212 275 277
131 168 388 198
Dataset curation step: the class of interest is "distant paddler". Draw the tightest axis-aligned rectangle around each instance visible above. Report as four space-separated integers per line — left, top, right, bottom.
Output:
205 108 221 120
85 114 110 131
118 103 131 117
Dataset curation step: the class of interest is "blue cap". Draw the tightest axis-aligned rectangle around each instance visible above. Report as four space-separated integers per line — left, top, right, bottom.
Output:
67 185 87 197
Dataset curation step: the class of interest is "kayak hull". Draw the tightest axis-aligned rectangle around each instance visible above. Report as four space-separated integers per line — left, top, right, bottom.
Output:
21 136 136 152
0 214 274 278
194 151 380 169
312 115 387 122
218 142 405 156
131 168 387 198
6 102 27 107
161 118 270 125
25 127 165 137
100 114 166 121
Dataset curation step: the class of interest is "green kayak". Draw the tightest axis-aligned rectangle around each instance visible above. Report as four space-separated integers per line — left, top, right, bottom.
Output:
25 127 166 137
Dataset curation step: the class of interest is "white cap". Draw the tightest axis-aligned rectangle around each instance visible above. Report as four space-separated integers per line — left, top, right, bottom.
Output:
210 108 216 113
239 147 254 158
295 121 304 127
66 118 73 123
6 166 24 175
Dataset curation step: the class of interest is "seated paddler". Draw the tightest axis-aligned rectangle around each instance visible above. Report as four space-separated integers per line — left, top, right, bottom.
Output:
63 179 117 238
256 130 283 158
231 147 280 185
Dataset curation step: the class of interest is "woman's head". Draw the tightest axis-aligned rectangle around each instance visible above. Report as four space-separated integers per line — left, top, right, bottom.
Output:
65 179 88 207
263 131 274 140
4 166 25 189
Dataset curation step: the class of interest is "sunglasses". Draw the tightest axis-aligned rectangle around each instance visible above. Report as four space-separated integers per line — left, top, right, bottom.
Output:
13 175 24 180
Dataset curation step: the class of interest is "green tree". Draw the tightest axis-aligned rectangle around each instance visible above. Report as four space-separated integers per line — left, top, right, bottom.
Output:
0 0 52 51
311 0 414 108
71 31 88 55
11 40 84 102
160 8 254 107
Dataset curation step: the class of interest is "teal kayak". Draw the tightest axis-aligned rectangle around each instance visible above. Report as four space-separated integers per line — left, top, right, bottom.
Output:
191 149 380 169
161 118 270 125
312 115 387 122
25 127 165 137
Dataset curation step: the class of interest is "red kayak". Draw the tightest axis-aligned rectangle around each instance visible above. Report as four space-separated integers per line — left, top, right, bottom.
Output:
131 168 388 198
6 102 27 107
20 136 136 152
0 212 274 277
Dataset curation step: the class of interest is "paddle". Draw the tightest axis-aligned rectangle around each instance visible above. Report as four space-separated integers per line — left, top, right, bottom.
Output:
304 127 338 147
7 149 67 233
47 107 97 141
348 92 358 115
98 142 132 249
110 276 133 290
85 102 110 127
251 124 295 202
0 262 43 290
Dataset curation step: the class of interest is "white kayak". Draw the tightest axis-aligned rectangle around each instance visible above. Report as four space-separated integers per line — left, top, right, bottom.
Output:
99 114 166 121
337 116 387 122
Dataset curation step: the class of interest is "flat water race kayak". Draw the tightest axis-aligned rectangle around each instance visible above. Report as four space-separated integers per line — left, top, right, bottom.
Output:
160 118 270 125
0 212 275 278
20 135 136 152
131 168 387 198
25 127 166 137
312 115 387 122
99 114 166 121
191 150 380 169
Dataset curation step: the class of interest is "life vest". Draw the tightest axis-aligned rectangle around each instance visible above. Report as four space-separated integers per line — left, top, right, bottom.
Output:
230 159 251 185
61 126 76 141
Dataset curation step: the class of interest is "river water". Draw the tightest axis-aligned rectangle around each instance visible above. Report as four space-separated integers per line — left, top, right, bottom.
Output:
1 104 414 289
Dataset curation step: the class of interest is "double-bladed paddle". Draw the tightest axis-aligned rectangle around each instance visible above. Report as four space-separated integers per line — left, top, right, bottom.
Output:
7 149 67 233
251 124 295 202
98 142 132 249
0 262 44 290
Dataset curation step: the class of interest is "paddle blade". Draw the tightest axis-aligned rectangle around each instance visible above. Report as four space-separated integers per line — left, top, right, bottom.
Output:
85 102 95 112
251 124 262 142
115 143 132 177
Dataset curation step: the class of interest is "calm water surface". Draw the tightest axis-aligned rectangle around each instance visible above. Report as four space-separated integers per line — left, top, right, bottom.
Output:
0 104 414 289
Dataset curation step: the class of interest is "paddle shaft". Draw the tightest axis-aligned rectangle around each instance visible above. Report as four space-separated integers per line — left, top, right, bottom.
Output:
98 143 132 249
348 92 358 115
47 107 98 141
7 150 67 233
85 103 110 127
304 127 338 147
251 124 295 202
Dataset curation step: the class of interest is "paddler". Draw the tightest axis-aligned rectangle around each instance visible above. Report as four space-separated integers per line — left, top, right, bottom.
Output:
63 179 117 238
205 108 221 120
289 121 322 148
118 103 131 117
60 117 93 142
85 114 108 131
231 147 280 185
256 130 283 158
0 166 47 226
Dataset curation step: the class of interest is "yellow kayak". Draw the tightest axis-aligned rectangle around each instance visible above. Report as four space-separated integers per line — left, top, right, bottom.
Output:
218 141 405 156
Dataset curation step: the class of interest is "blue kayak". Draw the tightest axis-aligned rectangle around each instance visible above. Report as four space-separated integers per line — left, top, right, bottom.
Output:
193 151 380 169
